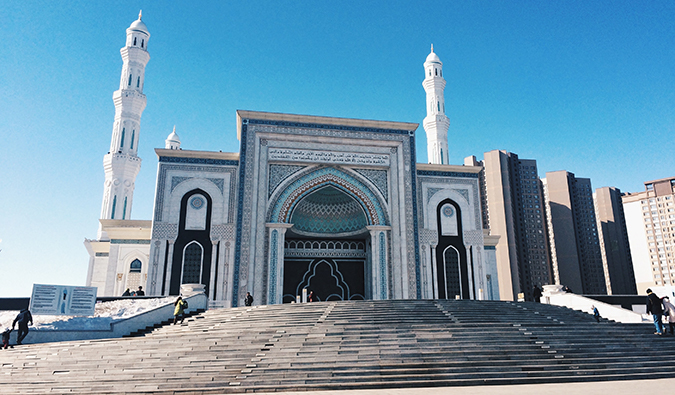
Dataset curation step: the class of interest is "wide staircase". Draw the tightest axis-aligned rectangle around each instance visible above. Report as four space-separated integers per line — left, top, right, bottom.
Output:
2 299 674 394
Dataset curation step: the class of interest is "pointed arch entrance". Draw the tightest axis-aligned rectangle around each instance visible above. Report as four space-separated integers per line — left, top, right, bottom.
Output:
267 167 389 304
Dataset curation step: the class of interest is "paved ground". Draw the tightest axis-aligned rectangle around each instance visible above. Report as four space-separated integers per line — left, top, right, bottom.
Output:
255 378 675 395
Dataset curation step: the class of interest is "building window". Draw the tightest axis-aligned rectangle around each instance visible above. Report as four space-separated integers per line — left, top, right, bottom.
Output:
111 195 117 219
122 197 127 220
133 37 137 46
120 128 125 148
137 76 140 88
182 242 203 284
141 39 144 48
128 74 132 86
129 259 142 273
130 130 135 149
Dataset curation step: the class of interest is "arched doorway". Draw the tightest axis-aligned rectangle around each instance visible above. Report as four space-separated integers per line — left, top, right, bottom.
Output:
282 185 369 302
434 199 469 299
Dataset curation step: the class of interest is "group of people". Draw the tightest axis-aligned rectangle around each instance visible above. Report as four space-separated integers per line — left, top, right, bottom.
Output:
646 288 675 335
2 308 34 349
121 286 145 296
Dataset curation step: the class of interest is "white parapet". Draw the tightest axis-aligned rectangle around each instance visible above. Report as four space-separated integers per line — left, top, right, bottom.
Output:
542 285 648 324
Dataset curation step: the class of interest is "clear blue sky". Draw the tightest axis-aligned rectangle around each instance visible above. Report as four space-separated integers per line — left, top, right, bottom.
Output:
1 1 673 297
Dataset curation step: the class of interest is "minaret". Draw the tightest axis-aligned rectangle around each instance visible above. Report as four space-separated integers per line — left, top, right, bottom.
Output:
422 44 450 165
98 11 151 239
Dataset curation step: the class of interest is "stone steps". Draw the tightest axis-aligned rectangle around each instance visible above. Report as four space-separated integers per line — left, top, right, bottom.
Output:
1 299 674 393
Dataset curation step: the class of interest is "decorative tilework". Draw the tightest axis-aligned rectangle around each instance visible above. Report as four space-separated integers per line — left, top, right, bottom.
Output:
248 118 413 136
417 177 482 235
426 187 444 204
154 165 237 222
207 178 225 194
170 176 190 192
416 170 479 179
269 229 278 305
379 232 386 299
454 188 470 203
408 136 422 299
354 168 388 203
269 167 387 226
110 239 151 244
210 224 235 241
268 164 305 197
159 156 239 166
151 222 178 240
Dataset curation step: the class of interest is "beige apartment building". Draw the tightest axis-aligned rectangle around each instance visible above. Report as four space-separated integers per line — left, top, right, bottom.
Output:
622 177 675 293
594 187 637 295
542 171 606 295
466 151 552 301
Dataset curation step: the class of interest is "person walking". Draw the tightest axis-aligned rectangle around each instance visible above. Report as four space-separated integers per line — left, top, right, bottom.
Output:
533 285 542 303
663 296 675 335
12 309 33 345
308 291 316 302
646 288 665 335
592 305 601 323
173 296 188 325
1 327 11 349
244 292 253 307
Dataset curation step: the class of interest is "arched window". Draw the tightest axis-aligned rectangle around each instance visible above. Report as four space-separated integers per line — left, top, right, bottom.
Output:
435 68 438 76
120 128 125 148
111 195 117 219
129 259 142 273
130 130 135 149
133 37 137 46
182 242 203 284
128 74 132 86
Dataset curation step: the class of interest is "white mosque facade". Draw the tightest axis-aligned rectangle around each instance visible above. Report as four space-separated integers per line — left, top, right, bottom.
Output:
84 15 500 307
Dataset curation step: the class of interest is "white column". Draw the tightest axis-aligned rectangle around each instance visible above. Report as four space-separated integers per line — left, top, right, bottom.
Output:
266 223 293 304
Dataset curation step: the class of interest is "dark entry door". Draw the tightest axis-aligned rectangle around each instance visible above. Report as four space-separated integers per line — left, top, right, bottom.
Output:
283 258 365 303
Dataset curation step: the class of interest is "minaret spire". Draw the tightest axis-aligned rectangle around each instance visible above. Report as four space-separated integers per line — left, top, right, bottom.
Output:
98 14 151 239
422 45 450 165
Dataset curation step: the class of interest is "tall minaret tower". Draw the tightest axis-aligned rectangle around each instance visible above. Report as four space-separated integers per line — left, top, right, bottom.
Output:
98 11 150 239
422 45 450 165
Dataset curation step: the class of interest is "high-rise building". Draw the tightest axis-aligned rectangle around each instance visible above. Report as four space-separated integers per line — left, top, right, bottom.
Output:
542 171 606 294
465 151 552 301
594 187 637 295
622 176 675 293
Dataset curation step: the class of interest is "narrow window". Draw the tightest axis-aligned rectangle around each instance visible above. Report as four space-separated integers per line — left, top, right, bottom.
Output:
133 37 137 46
141 39 144 48
120 128 125 148
128 74 132 86
137 76 140 87
441 148 444 164
440 70 442 77
129 259 142 273
122 197 128 220
435 69 438 76
437 101 440 111
130 130 135 149
112 195 117 219
428 70 431 76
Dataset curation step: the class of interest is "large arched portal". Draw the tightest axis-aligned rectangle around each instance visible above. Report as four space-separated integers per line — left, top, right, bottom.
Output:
282 185 369 302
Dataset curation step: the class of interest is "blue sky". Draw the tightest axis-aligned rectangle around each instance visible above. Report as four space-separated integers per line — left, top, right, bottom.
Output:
0 1 673 296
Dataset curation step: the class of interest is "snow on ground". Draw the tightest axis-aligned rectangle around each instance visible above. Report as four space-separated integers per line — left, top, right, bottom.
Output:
0 297 174 331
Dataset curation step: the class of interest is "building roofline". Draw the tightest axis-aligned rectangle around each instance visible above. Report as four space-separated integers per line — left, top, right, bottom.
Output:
236 110 419 140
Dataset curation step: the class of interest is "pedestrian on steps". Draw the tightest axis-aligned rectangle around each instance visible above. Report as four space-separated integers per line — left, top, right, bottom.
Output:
663 296 675 335
244 292 253 306
646 288 665 335
1 327 11 349
592 305 600 322
173 296 188 325
12 309 33 345
533 285 542 303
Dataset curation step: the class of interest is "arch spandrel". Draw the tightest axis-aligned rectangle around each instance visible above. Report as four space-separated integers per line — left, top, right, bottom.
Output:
268 167 388 226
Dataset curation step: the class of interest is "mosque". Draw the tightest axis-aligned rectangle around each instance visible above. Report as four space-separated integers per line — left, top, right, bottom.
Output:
84 14 499 307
